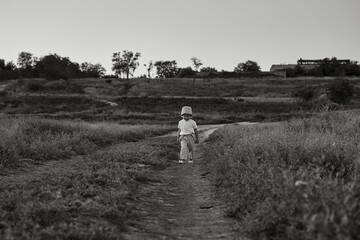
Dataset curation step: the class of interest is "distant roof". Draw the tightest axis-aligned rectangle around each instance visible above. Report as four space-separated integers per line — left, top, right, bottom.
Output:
297 58 350 65
270 64 296 72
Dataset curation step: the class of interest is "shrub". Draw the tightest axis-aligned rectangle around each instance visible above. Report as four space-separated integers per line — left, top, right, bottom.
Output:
327 79 354 104
293 86 317 101
26 80 45 92
177 67 196 78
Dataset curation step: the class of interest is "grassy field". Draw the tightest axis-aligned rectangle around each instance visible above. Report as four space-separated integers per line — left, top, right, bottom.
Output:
0 113 178 239
71 77 360 98
0 94 302 124
0 135 178 239
0 114 173 174
1 77 360 238
2 77 360 124
202 110 360 239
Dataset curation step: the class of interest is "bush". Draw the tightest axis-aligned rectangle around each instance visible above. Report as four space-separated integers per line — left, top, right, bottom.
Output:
26 80 45 92
327 79 354 104
177 67 196 78
293 86 318 101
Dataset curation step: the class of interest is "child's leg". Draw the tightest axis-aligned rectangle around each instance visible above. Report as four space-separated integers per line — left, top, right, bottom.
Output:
180 138 189 160
187 136 195 161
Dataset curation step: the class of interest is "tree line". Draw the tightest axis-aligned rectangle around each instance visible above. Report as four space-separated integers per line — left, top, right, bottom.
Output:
0 52 106 81
1 51 360 81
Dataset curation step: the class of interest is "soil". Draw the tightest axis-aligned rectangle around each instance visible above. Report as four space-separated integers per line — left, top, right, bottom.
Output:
124 125 247 240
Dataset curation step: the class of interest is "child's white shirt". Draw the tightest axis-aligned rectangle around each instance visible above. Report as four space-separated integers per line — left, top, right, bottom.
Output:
178 119 197 135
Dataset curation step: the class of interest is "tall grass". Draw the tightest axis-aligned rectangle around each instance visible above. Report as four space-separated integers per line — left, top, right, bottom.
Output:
0 114 172 172
203 110 360 239
0 136 178 240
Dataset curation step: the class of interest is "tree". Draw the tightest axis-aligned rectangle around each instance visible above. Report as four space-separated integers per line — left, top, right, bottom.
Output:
190 57 203 72
200 66 217 74
112 50 141 79
234 60 261 72
4 61 16 71
0 60 19 80
346 61 360 76
17 51 35 69
199 67 217 83
154 61 178 78
34 53 81 79
81 62 106 78
17 52 38 78
0 59 6 70
177 67 196 78
144 61 154 78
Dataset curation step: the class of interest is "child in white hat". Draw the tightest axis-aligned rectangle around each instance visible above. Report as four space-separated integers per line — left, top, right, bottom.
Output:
177 106 199 164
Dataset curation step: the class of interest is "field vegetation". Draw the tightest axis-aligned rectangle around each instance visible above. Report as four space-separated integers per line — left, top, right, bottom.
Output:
2 76 360 238
2 77 360 124
0 112 178 239
0 134 178 239
0 114 172 174
203 110 360 239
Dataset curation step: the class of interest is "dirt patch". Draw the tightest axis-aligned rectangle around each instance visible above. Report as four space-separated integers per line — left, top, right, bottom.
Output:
124 127 245 239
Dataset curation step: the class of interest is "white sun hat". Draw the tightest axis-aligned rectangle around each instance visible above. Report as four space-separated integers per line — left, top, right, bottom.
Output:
181 106 192 116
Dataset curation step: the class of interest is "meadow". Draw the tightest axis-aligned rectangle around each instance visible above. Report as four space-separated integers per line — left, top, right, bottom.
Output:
2 76 360 239
0 114 178 239
0 114 173 174
2 77 360 124
202 110 360 239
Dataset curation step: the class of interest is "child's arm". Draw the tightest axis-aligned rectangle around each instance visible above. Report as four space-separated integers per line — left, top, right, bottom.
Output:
177 129 181 142
194 128 199 144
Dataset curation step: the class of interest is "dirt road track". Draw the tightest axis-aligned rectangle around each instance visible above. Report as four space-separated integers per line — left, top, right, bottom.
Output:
124 124 255 239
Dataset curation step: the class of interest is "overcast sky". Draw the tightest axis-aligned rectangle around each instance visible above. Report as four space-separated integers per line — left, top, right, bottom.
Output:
1 0 359 76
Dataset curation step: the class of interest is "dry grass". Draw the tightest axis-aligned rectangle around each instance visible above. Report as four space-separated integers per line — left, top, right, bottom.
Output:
0 136 178 239
203 110 360 239
0 114 172 173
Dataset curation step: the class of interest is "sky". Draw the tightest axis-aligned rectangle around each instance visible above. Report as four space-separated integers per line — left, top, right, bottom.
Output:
1 0 360 76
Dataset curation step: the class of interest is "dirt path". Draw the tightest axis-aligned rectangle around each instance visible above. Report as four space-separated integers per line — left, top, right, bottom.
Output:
124 124 253 240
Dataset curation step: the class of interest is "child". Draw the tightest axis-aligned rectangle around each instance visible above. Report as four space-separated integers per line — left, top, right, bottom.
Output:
177 106 199 164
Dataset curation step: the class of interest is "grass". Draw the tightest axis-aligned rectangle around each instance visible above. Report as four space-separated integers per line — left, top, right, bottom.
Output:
0 114 173 173
3 77 360 124
68 76 360 98
2 77 360 238
0 94 302 124
0 136 178 240
202 110 360 239
4 76 360 100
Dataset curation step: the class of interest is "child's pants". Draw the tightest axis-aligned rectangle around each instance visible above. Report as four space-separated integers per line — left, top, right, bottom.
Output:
180 134 195 160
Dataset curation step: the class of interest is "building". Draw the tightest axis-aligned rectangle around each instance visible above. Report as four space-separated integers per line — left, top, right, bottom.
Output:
270 64 296 72
270 58 351 77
